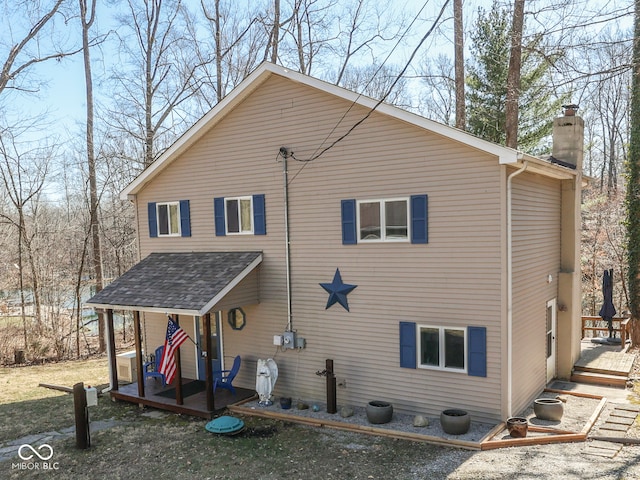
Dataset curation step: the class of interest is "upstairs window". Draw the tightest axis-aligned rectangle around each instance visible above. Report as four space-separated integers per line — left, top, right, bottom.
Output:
158 202 181 236
342 195 427 245
148 200 191 238
358 199 409 241
214 194 266 236
226 197 253 234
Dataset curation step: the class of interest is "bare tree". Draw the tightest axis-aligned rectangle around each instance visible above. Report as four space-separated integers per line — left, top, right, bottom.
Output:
505 0 525 149
79 0 106 351
453 0 465 130
109 0 203 169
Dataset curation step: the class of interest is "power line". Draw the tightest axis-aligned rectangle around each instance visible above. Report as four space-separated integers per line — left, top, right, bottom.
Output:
287 0 451 185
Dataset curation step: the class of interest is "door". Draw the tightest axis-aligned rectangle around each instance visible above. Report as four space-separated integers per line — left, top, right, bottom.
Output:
195 313 223 381
546 299 557 383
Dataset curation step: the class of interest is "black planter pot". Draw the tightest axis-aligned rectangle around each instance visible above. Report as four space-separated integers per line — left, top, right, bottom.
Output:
440 409 471 435
366 401 393 424
279 397 292 409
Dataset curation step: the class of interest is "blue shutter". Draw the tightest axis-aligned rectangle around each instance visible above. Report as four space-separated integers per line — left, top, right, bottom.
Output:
148 202 158 238
253 194 266 235
410 194 428 244
468 326 487 377
399 321 417 369
214 197 226 236
341 199 357 245
179 200 191 237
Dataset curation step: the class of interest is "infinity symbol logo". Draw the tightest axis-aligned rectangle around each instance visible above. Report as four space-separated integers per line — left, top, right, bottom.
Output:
18 444 54 461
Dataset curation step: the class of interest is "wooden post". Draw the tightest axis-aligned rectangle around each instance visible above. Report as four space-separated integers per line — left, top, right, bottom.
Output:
134 311 145 398
73 382 90 449
204 313 215 411
106 309 118 391
174 314 183 405
326 359 337 414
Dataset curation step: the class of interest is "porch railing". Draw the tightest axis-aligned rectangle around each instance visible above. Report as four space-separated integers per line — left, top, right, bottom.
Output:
581 316 631 350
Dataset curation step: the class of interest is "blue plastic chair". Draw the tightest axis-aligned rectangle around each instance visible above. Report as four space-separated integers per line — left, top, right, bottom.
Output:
213 355 241 395
143 345 167 387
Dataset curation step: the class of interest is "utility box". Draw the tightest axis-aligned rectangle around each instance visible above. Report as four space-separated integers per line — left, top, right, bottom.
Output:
283 331 296 349
85 386 98 407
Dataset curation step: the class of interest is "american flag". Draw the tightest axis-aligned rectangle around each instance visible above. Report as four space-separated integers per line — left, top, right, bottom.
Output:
158 317 189 385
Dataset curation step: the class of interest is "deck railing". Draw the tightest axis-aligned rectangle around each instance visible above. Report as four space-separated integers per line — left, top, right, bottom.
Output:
581 316 631 350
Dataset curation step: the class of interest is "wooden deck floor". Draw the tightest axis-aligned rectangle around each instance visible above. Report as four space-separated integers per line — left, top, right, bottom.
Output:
112 378 256 419
575 341 635 376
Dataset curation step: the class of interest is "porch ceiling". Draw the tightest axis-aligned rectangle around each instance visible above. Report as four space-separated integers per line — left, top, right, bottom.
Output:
84 251 262 316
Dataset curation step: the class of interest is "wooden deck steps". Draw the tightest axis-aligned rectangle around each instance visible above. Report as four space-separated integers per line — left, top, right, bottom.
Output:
570 344 635 388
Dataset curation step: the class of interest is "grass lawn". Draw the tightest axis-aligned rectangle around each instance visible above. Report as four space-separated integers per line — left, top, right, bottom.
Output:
0 357 460 479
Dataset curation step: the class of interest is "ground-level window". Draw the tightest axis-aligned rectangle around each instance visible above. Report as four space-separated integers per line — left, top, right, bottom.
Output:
418 325 466 371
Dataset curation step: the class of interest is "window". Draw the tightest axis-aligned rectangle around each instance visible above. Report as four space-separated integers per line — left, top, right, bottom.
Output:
157 202 181 236
342 195 427 245
147 200 191 238
418 325 466 371
357 199 409 242
214 194 266 236
226 197 253 234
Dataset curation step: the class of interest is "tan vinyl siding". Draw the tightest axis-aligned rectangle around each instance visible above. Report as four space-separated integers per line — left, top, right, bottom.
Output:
510 171 561 414
135 75 507 422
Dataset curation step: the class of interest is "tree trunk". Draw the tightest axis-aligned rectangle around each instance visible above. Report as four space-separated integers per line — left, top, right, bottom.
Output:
453 0 465 130
627 0 640 346
505 0 525 149
80 0 105 352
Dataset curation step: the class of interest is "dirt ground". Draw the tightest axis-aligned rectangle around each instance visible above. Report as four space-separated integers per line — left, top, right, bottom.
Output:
1 355 639 479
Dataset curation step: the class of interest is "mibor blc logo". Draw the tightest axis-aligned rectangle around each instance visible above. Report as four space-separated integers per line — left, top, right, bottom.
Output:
12 443 59 471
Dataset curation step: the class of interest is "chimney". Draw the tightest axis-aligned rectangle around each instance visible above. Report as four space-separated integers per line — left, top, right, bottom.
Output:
551 104 584 171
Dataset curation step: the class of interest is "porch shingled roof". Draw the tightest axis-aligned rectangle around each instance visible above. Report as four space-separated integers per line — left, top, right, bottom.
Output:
84 251 262 315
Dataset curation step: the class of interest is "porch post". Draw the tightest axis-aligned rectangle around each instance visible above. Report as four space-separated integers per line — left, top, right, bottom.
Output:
106 309 118 391
133 311 145 398
204 313 215 411
174 314 184 405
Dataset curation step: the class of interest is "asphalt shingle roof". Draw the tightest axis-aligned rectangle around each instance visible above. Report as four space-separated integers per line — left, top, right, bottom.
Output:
85 251 262 315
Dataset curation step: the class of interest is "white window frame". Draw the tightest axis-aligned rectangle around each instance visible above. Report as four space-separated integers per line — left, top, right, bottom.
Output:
417 325 467 373
225 196 254 235
356 197 410 243
156 201 181 237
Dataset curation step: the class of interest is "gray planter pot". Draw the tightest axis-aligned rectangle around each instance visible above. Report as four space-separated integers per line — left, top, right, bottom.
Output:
440 409 470 435
366 401 393 424
533 398 564 421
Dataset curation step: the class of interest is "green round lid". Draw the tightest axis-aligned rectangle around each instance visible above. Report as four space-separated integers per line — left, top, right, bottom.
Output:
205 415 245 434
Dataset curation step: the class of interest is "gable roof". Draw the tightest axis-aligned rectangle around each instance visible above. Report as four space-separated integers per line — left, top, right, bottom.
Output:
84 251 262 316
121 62 530 200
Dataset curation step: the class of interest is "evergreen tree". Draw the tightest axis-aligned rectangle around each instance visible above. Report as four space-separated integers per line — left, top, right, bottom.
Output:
466 1 564 153
625 0 640 346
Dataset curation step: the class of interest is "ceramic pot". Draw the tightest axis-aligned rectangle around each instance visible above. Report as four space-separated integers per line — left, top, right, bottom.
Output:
533 398 564 421
440 409 471 435
506 417 528 438
279 397 292 409
366 401 393 424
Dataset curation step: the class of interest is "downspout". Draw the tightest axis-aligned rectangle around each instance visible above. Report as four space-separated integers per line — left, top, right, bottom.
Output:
506 159 527 417
281 149 293 332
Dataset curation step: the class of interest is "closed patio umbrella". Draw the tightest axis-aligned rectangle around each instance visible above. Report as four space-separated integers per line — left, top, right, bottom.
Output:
598 269 616 338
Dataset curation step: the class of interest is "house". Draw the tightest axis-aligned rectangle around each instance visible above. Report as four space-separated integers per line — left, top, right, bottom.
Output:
86 62 583 423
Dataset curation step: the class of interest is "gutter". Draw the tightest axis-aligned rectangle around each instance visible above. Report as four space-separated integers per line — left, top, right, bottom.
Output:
506 160 528 417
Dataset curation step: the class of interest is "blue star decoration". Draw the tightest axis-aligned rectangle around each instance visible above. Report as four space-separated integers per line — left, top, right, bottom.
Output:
320 268 357 311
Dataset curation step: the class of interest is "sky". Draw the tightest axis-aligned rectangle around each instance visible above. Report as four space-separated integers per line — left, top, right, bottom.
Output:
8 0 456 143
6 0 634 147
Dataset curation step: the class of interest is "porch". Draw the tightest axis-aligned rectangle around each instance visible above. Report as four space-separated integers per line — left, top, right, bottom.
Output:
112 377 255 419
570 334 636 388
